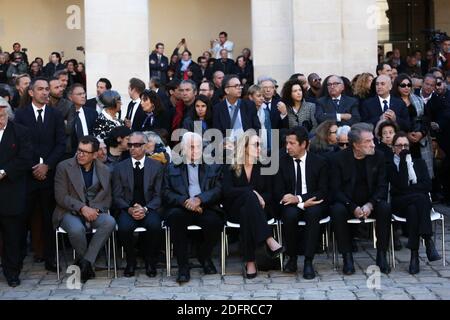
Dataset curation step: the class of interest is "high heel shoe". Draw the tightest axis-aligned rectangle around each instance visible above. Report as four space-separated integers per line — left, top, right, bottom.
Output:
266 245 285 259
243 263 257 279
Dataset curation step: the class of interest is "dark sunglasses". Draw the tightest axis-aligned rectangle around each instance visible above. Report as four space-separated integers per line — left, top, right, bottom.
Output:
398 83 412 88
338 142 349 147
127 142 145 149
436 82 443 87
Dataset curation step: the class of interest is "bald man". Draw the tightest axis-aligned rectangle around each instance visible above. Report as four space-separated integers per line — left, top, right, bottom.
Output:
360 75 410 132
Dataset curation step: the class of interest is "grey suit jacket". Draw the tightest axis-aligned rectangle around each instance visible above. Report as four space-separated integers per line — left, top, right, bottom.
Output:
316 95 360 126
53 157 112 229
112 157 164 213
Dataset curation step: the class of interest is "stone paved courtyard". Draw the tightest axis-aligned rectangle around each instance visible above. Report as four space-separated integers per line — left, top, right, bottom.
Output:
1 204 449 300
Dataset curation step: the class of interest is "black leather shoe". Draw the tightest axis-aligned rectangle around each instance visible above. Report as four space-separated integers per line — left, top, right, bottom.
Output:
303 259 315 280
145 263 157 278
376 250 391 274
124 264 136 277
201 259 217 275
342 253 355 275
243 263 257 279
283 256 298 273
425 239 441 262
78 259 94 283
6 276 21 288
45 260 58 273
177 265 190 283
409 250 420 275
266 245 285 259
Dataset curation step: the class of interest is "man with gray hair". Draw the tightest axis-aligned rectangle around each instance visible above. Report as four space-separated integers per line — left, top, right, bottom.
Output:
336 125 351 150
0 97 33 287
331 123 391 275
163 132 223 283
113 132 164 278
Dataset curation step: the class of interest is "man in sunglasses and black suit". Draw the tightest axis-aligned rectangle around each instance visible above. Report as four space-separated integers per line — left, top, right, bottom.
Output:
112 132 164 278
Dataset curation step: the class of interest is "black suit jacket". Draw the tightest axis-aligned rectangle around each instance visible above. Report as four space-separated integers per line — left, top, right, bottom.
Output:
274 152 328 205
163 163 223 216
213 59 237 75
127 102 147 132
387 157 431 198
316 95 361 126
222 163 274 217
175 61 202 84
70 106 98 154
112 157 163 212
0 121 33 216
85 97 99 114
14 104 66 188
150 53 169 85
261 96 289 130
212 99 261 136
331 148 388 212
360 96 411 131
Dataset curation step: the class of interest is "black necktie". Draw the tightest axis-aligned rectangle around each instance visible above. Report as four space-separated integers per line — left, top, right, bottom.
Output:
295 159 302 196
135 161 141 170
333 99 340 108
75 111 84 138
127 102 136 120
383 100 389 112
37 109 43 126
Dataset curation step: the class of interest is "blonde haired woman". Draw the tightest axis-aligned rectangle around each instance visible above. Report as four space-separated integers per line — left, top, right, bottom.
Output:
222 130 284 279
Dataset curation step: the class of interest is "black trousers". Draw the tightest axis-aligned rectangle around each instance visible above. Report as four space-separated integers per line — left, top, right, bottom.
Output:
281 204 326 259
117 210 161 265
25 187 56 263
166 208 222 267
227 191 272 262
1 214 26 279
331 201 391 254
392 193 432 250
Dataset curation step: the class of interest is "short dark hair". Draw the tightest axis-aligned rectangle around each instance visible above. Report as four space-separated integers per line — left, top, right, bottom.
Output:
68 83 85 96
376 63 391 74
29 77 49 90
377 120 399 139
79 136 100 152
129 78 146 94
182 50 192 57
219 31 228 38
104 126 132 148
392 131 408 147
200 80 214 91
51 52 62 62
286 126 310 147
166 79 181 95
348 123 374 147
222 74 239 91
197 56 207 63
54 70 68 78
155 42 164 49
150 76 161 89
97 78 112 89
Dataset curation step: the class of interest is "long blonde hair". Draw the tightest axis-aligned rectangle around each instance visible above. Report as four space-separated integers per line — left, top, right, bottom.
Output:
231 130 259 177
353 73 374 98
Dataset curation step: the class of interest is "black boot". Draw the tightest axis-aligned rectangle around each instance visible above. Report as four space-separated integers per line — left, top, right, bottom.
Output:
425 239 441 262
409 250 420 275
342 253 355 275
303 258 315 280
376 250 391 274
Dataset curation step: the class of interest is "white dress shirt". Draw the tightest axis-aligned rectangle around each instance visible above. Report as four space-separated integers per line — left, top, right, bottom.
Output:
263 100 287 120
293 153 308 210
212 40 235 59
378 95 391 113
331 95 343 122
131 157 145 170
0 123 6 144
76 107 89 136
32 103 46 122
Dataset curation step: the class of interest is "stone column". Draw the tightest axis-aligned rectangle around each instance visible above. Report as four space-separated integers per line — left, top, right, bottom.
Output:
251 0 294 85
84 0 149 105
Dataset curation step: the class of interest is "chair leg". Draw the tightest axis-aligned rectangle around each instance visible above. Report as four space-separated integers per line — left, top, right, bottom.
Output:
112 231 117 279
56 231 60 281
221 228 226 276
107 238 111 278
442 217 446 267
325 225 330 259
332 231 337 269
165 227 171 277
390 223 396 269
372 222 377 249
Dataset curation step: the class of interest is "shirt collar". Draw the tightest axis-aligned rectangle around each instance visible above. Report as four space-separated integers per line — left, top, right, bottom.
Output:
132 157 145 169
102 109 118 122
378 95 391 104
293 152 307 163
76 106 85 116
0 122 7 132
132 98 141 104
32 103 46 113
226 99 240 108
332 95 342 101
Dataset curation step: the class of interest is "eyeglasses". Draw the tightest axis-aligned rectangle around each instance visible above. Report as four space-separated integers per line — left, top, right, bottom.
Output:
77 148 95 155
226 84 244 90
327 82 342 87
127 142 145 149
329 131 337 135
73 92 86 96
313 78 322 82
398 83 412 88
338 142 349 147
436 82 443 87
394 144 410 149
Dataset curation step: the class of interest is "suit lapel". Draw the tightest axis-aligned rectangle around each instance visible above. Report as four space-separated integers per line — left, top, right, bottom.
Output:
199 164 206 191
344 149 357 192
143 158 151 198
305 154 313 192
366 155 374 194
67 158 86 202
286 156 296 194
0 124 13 163
95 160 108 192
126 159 134 193
180 164 189 194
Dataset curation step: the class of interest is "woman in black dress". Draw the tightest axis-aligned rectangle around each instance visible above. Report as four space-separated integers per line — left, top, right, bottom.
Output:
223 131 284 278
